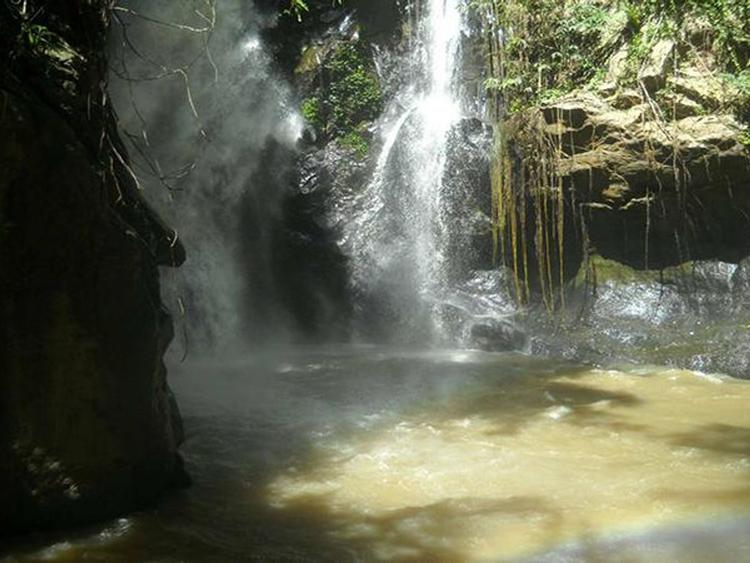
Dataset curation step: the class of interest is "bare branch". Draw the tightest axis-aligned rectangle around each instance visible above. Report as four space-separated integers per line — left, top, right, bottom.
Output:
108 0 217 192
112 5 213 34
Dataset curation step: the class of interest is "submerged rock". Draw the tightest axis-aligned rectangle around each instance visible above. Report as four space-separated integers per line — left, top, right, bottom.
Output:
436 269 525 351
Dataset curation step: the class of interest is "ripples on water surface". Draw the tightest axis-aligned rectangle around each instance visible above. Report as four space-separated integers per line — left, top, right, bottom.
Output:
4 347 750 562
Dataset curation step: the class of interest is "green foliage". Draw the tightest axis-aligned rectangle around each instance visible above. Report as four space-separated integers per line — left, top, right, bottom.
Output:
477 0 615 113
286 0 309 22
21 22 51 48
301 96 322 129
340 129 370 159
476 0 750 306
476 0 750 115
326 43 383 137
723 69 750 122
8 19 55 59
623 0 750 70
298 41 382 158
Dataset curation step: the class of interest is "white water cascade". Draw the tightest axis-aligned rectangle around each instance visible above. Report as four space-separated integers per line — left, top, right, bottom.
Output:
344 0 473 344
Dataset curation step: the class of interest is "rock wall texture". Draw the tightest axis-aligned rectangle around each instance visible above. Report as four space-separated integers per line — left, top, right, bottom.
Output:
500 5 750 276
527 256 750 378
544 52 750 271
0 2 187 535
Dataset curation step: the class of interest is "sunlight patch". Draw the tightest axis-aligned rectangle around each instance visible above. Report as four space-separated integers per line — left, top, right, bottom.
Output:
267 368 750 561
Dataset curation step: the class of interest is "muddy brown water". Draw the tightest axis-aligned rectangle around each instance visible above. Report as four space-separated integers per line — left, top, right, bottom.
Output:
4 347 750 561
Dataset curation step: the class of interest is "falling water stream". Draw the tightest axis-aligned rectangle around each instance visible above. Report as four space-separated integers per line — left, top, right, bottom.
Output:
345 0 467 344
4 1 750 561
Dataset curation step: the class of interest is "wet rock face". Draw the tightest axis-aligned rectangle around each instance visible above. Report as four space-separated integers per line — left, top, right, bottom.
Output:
251 3 394 342
496 18 750 376
0 2 186 535
263 0 401 77
238 140 353 342
529 256 750 378
438 270 525 351
442 118 496 282
470 319 527 352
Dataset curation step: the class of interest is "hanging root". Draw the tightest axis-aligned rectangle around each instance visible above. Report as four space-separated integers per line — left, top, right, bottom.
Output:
491 110 567 312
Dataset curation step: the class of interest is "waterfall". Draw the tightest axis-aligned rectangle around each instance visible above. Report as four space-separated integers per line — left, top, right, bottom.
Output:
344 0 470 345
110 0 515 353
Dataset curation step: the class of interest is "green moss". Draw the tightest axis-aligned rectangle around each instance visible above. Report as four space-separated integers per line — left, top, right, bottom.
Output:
574 255 651 288
295 45 323 74
573 254 701 289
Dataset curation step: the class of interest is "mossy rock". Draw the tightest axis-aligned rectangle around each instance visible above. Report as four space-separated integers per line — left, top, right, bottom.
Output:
326 42 383 136
572 254 698 288
338 123 372 159
295 45 324 75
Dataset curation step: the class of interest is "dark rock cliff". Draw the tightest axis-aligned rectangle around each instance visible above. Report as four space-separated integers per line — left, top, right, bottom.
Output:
0 2 188 535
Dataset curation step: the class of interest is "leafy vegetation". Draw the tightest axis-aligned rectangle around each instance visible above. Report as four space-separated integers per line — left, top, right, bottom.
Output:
724 69 750 122
340 128 370 159
20 21 53 49
327 43 383 137
472 0 750 309
299 42 383 159
474 0 616 114
474 0 750 115
286 0 310 21
6 13 56 61
301 96 322 129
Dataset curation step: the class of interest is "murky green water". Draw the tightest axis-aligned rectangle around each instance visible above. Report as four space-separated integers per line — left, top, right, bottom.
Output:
3 347 750 561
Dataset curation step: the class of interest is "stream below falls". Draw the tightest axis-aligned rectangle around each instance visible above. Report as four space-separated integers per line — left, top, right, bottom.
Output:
4 347 750 562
